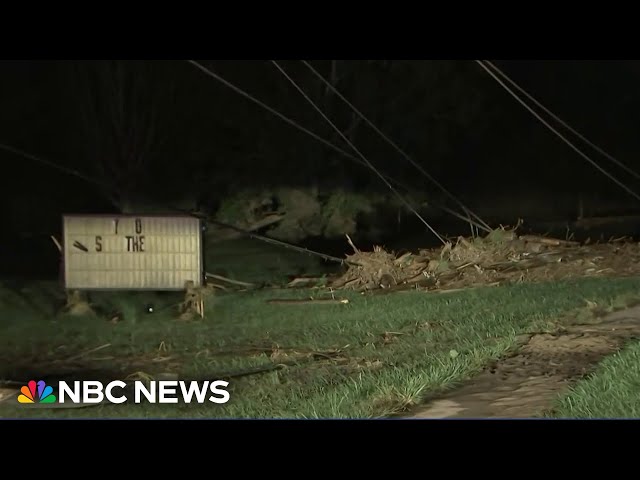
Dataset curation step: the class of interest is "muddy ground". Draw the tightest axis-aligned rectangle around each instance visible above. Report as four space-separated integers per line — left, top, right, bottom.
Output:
406 305 640 418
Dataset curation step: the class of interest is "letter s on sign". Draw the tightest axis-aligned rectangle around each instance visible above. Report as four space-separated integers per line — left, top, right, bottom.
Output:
209 380 230 404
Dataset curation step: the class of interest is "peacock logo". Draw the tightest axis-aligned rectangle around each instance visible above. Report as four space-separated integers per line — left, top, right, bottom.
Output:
18 380 57 404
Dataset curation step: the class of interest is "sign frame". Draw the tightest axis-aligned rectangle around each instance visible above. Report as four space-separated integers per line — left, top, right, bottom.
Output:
61 213 205 292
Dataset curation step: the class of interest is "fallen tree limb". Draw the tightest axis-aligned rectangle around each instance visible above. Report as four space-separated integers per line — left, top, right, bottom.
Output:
394 252 414 265
287 277 327 287
346 234 360 254
60 343 112 363
519 234 579 247
50 235 62 253
205 272 255 287
207 213 286 242
267 298 349 305
205 218 357 266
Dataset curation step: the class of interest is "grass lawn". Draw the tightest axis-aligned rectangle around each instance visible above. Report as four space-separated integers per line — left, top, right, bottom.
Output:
547 339 640 418
3 274 640 419
204 237 340 286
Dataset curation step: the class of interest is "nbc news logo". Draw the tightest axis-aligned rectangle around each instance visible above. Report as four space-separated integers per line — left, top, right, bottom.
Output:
14 378 230 405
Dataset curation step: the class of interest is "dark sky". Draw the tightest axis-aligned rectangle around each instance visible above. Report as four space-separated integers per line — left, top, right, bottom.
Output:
3 60 640 237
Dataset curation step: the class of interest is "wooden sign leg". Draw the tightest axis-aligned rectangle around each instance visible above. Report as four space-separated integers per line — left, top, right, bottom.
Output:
179 280 205 320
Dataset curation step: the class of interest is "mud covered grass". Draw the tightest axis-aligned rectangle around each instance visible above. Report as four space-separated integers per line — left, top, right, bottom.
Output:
548 338 640 418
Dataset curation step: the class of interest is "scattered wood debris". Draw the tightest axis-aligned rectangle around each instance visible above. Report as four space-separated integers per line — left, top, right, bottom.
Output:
286 276 329 288
266 298 349 305
205 273 255 289
326 228 640 293
60 290 95 317
179 280 206 320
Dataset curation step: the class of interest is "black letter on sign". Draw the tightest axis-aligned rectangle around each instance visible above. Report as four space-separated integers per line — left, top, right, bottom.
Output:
95 236 102 252
135 218 142 234
114 219 119 235
126 236 145 252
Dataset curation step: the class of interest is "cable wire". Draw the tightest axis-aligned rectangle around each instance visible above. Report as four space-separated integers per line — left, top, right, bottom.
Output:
187 60 405 192
186 60 473 226
0 142 110 190
271 60 448 245
475 60 640 204
482 60 640 182
302 60 491 232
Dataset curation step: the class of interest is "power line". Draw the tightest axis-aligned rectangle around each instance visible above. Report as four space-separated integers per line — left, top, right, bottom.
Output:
170 208 360 266
301 60 491 233
186 60 476 228
475 60 640 204
483 60 640 182
271 60 448 245
186 60 404 190
0 142 110 191
0 138 360 266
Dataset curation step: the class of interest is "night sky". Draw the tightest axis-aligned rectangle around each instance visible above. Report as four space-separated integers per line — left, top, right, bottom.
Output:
3 60 640 274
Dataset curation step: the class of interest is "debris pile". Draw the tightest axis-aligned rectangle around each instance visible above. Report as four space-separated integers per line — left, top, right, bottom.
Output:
331 246 418 291
328 228 640 293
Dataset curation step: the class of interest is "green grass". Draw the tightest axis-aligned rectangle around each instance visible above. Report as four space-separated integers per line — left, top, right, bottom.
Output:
3 275 640 419
547 339 640 418
204 237 339 286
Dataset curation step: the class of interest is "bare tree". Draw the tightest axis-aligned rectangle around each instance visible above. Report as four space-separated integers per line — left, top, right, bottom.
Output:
74 60 178 212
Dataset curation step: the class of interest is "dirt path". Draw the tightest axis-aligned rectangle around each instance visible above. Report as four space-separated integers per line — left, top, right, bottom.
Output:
406 305 640 418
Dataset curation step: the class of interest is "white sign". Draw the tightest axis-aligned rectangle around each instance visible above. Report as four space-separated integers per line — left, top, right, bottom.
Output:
62 214 204 290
